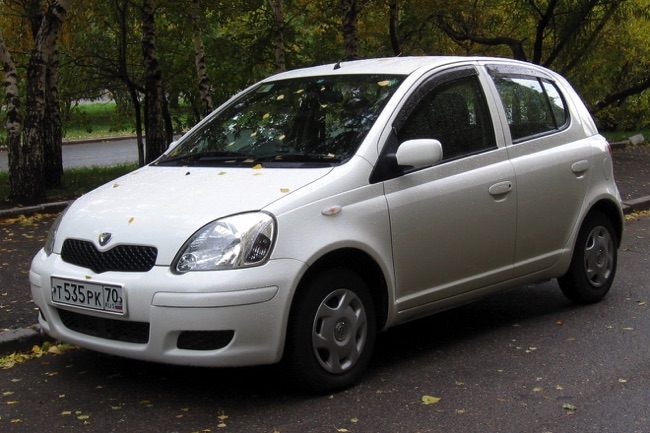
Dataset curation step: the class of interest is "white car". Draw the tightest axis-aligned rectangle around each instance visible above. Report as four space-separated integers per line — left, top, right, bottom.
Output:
30 57 623 391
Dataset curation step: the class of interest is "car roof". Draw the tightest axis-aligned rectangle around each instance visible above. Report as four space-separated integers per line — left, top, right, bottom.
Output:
264 56 521 81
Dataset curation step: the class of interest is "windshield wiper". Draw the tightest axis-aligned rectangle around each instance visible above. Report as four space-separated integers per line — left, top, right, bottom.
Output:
254 153 342 163
156 151 252 165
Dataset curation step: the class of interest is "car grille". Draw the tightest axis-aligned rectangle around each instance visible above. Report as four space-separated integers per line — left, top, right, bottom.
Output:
57 309 150 344
61 239 157 273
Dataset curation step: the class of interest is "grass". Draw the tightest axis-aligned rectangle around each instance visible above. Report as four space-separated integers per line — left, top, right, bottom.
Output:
64 101 134 140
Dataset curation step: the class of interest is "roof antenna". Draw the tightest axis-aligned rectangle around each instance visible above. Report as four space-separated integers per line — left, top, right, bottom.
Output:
333 60 342 70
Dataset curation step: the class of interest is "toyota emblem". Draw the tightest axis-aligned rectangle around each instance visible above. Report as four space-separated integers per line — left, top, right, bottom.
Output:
98 232 113 246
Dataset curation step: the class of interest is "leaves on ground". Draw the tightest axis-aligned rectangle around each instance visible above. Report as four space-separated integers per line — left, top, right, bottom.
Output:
0 341 77 369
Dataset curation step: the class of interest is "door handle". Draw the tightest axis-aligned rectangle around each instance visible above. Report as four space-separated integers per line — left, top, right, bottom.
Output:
489 181 513 196
571 160 590 175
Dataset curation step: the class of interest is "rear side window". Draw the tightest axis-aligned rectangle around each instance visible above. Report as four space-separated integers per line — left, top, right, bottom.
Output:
491 76 568 142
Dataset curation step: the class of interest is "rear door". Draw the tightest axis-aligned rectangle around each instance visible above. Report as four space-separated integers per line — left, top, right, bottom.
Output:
486 64 593 276
380 66 517 312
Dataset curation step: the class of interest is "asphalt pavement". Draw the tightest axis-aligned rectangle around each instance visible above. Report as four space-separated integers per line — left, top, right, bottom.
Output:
0 141 649 356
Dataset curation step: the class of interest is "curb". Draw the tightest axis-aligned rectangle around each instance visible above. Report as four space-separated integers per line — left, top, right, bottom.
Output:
0 325 52 356
622 196 650 214
0 200 72 219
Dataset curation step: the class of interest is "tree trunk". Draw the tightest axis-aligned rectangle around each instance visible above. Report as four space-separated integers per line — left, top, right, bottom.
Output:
128 84 146 166
0 29 23 201
142 0 168 163
116 0 145 166
191 0 214 117
389 0 401 56
268 0 287 73
341 0 360 61
43 48 63 187
13 0 70 204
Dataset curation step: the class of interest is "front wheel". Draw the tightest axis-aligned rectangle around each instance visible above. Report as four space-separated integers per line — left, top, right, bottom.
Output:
285 268 376 392
558 212 618 304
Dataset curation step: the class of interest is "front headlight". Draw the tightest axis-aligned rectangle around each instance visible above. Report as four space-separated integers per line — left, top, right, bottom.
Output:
44 206 70 256
174 212 276 273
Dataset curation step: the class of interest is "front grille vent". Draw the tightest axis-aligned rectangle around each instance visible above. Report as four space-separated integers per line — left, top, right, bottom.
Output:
61 239 157 273
57 309 150 344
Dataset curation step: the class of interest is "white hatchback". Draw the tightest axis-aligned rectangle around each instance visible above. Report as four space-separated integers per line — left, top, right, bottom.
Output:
31 57 623 391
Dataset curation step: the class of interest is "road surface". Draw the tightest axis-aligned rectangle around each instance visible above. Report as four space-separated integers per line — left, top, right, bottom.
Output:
0 138 139 172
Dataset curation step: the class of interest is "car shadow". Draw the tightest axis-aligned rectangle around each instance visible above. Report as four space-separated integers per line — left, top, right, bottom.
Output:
58 280 591 402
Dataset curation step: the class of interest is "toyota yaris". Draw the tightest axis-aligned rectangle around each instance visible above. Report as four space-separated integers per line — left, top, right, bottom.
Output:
31 57 623 391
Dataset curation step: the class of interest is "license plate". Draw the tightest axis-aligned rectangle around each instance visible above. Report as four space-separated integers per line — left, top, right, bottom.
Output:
51 277 125 315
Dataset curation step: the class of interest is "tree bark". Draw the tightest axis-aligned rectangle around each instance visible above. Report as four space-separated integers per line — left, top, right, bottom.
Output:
191 0 214 117
0 28 23 201
438 20 528 62
341 0 360 61
43 48 63 187
389 0 401 56
13 0 70 204
141 0 168 163
268 0 287 73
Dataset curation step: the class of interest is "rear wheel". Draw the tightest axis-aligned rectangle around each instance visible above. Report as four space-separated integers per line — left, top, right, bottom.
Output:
285 268 376 392
558 212 618 304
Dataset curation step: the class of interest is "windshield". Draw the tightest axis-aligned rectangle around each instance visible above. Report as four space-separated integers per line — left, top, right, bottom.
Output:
155 74 404 167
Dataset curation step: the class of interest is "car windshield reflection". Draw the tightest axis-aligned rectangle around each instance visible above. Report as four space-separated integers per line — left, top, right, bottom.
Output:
155 75 404 167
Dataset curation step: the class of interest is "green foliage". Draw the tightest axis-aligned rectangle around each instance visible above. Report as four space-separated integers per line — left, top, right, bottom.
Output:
2 0 650 135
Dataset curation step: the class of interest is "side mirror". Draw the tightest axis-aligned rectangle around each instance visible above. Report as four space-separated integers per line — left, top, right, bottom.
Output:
395 139 443 168
168 140 178 150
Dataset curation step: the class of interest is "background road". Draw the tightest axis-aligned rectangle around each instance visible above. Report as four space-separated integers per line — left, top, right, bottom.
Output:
0 138 139 172
1 216 649 433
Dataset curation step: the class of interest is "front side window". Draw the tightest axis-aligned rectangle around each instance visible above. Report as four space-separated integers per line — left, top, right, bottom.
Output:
156 75 404 167
491 76 568 142
397 75 497 161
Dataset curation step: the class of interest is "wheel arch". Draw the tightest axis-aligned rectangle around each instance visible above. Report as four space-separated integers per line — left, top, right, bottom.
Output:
291 248 390 332
586 198 624 247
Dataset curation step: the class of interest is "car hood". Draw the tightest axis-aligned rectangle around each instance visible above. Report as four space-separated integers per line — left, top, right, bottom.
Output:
55 165 332 265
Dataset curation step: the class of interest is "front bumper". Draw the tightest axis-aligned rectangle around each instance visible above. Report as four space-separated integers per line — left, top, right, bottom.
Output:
30 249 306 367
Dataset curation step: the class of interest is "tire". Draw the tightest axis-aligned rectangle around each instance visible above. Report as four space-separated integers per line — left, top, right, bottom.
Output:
285 267 376 393
558 212 618 304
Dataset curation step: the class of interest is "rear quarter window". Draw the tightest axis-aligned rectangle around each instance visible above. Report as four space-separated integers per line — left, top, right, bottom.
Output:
491 75 569 143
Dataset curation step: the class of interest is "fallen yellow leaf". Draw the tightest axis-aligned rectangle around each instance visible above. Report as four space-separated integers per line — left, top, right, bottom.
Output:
422 395 441 405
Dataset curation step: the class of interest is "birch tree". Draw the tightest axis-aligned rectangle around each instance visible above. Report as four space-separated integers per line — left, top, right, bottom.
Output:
0 28 22 197
141 0 170 163
190 0 214 117
1 0 70 204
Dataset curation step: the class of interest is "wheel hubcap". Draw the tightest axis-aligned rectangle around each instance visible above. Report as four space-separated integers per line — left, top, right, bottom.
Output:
312 288 368 374
583 225 615 288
